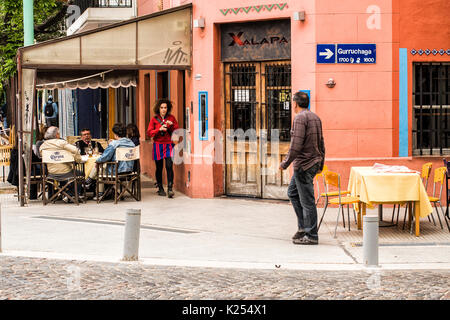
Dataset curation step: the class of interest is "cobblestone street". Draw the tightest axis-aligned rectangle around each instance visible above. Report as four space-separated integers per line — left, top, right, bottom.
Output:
0 256 449 300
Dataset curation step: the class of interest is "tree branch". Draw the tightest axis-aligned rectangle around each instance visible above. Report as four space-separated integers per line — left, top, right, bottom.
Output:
34 3 69 33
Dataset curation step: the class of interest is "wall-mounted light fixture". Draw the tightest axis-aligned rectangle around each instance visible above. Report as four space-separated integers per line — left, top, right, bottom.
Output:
193 17 205 28
293 11 305 21
326 78 336 88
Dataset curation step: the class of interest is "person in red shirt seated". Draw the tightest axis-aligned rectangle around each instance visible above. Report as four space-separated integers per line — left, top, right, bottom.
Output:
146 99 179 198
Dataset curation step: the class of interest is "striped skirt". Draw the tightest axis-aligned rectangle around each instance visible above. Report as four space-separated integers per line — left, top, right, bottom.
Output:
152 142 175 161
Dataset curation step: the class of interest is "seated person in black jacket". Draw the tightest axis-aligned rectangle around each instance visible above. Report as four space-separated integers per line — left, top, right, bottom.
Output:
75 128 104 155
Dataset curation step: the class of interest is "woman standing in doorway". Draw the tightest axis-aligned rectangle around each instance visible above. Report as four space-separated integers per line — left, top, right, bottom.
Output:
147 99 179 198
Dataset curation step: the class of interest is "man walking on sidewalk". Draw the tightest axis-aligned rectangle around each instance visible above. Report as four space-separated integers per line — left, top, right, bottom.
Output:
280 91 325 245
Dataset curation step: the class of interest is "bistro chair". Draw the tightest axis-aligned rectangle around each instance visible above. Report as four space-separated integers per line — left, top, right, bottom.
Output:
391 162 433 226
322 171 360 238
42 150 86 205
426 167 450 232
317 167 355 231
96 146 141 204
28 161 44 200
0 145 12 182
9 125 15 147
314 164 328 205
402 166 448 234
66 135 80 145
444 159 450 224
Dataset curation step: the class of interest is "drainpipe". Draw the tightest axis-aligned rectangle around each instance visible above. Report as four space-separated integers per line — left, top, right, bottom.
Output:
23 0 34 46
133 0 138 17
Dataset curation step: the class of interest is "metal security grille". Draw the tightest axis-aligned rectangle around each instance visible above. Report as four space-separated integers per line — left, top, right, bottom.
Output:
413 63 450 155
264 63 291 142
76 0 132 10
228 64 257 132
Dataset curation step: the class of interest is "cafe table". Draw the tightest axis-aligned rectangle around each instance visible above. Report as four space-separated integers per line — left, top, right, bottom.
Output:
81 154 101 179
348 166 433 236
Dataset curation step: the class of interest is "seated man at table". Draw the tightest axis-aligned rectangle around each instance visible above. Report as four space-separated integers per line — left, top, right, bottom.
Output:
39 126 83 203
75 128 104 155
90 123 135 199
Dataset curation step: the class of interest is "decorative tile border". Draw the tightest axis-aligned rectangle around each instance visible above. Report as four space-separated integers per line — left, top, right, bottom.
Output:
220 3 288 16
410 48 450 56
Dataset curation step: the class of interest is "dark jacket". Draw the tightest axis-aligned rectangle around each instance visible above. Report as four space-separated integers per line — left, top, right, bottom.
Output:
75 139 105 155
130 136 140 146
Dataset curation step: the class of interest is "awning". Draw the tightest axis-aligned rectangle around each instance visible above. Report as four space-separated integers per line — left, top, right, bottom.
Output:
36 70 137 89
18 4 192 71
15 4 192 206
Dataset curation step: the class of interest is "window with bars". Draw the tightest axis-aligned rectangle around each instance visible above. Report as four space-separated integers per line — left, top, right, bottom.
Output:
265 64 291 142
230 64 257 132
412 63 450 155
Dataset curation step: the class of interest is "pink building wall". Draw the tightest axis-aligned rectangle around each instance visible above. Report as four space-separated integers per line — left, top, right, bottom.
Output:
137 0 450 198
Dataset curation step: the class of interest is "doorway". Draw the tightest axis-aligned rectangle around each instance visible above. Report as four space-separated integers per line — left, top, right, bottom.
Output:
225 61 291 199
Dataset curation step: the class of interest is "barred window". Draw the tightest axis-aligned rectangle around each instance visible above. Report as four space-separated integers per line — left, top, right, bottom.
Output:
412 63 450 156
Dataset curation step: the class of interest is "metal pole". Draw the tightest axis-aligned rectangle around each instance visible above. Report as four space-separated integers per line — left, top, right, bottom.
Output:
363 215 379 267
122 209 141 261
17 52 24 207
23 0 34 46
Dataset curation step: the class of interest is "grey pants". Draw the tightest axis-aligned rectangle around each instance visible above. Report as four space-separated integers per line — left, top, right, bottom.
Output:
287 163 320 240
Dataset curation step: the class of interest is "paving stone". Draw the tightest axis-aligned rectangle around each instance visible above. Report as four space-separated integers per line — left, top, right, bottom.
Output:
0 256 449 300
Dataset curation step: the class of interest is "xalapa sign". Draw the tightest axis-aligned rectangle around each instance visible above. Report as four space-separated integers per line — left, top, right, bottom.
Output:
221 20 290 61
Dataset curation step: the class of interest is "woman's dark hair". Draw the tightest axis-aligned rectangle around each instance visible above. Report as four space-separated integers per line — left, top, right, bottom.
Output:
37 125 48 141
293 91 310 109
112 123 126 138
126 123 140 139
152 99 173 115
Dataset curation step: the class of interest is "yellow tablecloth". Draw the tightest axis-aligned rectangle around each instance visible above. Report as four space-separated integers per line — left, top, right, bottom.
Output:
82 155 100 179
348 166 432 219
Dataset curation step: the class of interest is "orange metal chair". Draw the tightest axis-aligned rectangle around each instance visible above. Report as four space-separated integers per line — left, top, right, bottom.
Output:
426 167 449 231
317 166 354 231
392 162 433 226
321 171 360 238
0 145 12 182
9 124 15 147
314 164 328 205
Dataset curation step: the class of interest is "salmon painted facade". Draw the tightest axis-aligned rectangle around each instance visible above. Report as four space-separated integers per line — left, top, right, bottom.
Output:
135 0 450 199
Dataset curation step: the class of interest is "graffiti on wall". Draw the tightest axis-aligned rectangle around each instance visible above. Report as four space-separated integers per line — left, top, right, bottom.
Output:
163 41 189 65
220 3 288 16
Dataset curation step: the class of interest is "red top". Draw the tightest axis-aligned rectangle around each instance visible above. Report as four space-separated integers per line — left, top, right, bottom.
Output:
146 114 179 144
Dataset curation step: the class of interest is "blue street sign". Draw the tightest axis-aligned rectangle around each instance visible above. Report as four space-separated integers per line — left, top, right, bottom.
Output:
317 44 336 63
336 44 376 64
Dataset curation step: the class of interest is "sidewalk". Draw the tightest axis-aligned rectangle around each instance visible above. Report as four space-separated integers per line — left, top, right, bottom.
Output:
0 184 449 271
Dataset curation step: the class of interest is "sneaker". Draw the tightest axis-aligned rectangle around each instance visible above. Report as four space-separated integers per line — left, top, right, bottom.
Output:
93 192 103 201
157 186 166 196
62 196 72 203
85 178 94 188
292 230 306 240
293 236 319 245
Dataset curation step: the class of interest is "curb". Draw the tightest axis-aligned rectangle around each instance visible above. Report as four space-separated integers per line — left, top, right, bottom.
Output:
1 250 450 271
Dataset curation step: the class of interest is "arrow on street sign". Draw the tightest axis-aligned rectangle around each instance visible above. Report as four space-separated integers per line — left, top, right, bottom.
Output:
319 48 334 59
317 44 336 63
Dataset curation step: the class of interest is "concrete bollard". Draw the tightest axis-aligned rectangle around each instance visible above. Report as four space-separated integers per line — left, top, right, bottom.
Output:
122 209 141 261
363 215 379 267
